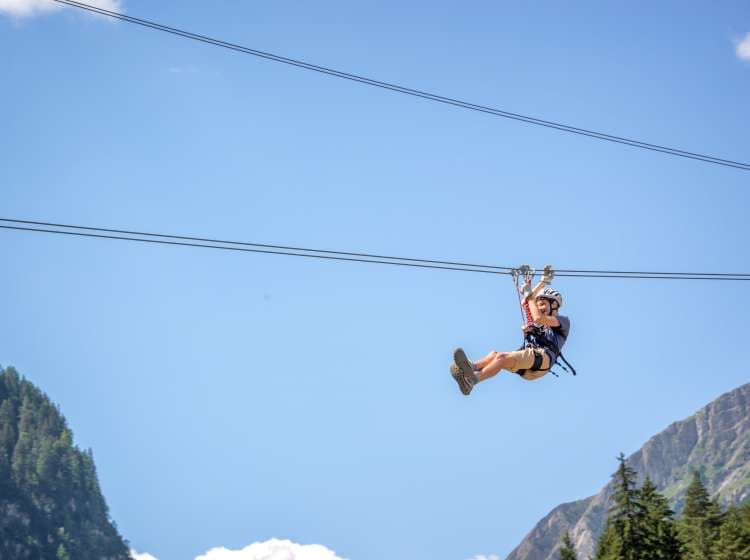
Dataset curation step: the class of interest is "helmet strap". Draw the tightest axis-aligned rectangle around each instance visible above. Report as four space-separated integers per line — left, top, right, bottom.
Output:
540 297 559 315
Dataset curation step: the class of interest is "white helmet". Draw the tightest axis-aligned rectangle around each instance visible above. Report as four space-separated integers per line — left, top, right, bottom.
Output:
539 287 563 309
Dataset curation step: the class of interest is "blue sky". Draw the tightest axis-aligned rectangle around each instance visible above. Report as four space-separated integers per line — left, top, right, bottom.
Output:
1 1 749 559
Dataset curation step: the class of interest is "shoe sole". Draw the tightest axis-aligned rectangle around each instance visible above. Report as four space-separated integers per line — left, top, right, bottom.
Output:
450 363 471 395
451 349 474 395
454 348 474 378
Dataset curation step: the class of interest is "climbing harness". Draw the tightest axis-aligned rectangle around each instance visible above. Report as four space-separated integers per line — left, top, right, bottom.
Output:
510 265 577 378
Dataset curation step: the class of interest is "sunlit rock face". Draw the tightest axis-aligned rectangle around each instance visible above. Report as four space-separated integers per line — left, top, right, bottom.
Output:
506 383 750 560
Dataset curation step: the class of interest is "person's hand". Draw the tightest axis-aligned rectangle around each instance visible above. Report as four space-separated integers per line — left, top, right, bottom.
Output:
522 324 534 334
542 265 554 284
520 279 532 300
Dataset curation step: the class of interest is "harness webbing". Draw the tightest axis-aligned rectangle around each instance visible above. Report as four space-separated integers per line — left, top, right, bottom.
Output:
557 352 578 376
520 325 577 377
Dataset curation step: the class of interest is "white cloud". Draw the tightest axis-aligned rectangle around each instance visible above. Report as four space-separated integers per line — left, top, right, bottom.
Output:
196 539 347 560
736 32 750 62
131 551 159 560
0 0 122 19
131 539 347 560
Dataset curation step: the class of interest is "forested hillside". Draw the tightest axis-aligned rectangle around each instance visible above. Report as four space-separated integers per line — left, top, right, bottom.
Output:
0 366 132 560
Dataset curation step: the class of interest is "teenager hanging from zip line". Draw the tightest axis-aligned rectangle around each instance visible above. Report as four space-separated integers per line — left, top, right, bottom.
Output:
450 266 573 395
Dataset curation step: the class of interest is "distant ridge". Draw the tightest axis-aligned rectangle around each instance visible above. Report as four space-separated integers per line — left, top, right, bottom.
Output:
506 383 750 560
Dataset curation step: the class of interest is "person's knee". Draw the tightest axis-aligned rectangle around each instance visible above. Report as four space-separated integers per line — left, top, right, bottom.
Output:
493 352 513 368
503 353 519 369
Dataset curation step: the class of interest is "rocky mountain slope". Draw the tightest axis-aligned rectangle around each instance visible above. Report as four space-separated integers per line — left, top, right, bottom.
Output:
506 383 750 560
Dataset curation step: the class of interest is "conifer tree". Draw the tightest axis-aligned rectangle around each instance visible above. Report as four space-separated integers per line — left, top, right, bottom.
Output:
609 453 646 560
0 400 17 453
593 454 646 560
560 531 578 560
594 518 623 560
678 471 722 560
739 501 750 533
639 477 681 560
713 505 750 560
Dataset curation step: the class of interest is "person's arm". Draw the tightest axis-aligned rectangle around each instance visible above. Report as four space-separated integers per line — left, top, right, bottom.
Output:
528 302 561 327
520 279 544 302
526 280 560 327
529 280 547 300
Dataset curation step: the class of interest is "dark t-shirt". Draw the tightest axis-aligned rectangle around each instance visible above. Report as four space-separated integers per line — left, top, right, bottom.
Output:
527 315 570 364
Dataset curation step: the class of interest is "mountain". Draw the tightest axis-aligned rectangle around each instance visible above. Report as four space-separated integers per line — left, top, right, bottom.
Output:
506 383 750 560
0 366 132 560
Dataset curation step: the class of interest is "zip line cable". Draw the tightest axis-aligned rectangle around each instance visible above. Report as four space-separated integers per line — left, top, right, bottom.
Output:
4 218 749 278
0 224 508 276
51 0 750 173
0 218 513 273
2 218 749 281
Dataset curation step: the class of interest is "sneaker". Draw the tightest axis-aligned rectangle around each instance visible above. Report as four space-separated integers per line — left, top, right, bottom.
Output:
450 362 474 396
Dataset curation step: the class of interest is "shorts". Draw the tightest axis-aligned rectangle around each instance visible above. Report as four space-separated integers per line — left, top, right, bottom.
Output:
506 348 551 381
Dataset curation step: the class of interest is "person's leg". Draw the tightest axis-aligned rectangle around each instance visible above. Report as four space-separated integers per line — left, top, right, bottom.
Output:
476 349 538 382
520 369 548 381
518 351 551 380
473 351 499 370
476 352 517 381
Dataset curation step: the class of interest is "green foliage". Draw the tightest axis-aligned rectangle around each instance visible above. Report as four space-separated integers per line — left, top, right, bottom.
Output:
678 471 723 560
595 517 624 560
0 366 132 560
712 505 750 560
559 531 578 560
593 458 750 560
599 453 647 560
639 477 681 560
57 543 71 560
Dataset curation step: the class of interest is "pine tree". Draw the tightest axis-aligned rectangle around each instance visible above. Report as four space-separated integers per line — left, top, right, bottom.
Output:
739 501 750 534
609 453 646 560
595 518 623 560
0 399 17 453
593 454 647 560
713 505 750 560
639 477 681 560
679 471 722 560
560 531 578 560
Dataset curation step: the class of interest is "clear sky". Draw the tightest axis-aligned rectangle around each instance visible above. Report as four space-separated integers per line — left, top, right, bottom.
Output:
1 1 749 559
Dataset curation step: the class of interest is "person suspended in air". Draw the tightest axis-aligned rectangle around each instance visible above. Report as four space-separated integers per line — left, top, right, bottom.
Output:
450 265 574 395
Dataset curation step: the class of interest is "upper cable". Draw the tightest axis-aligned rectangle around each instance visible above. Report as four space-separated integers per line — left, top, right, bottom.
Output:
50 0 750 172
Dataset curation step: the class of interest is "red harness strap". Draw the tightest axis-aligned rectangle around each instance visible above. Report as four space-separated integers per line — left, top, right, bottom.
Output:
512 265 535 327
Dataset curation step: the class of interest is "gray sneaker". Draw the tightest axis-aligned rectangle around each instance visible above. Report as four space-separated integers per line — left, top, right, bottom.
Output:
450 361 474 396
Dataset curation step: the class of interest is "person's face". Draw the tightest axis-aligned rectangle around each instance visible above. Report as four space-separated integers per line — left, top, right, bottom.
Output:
536 297 551 315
